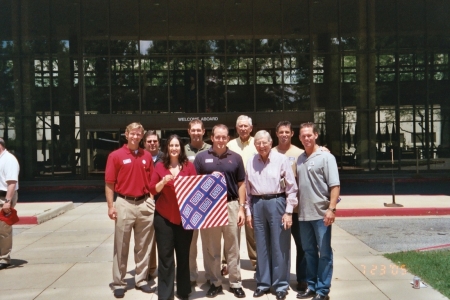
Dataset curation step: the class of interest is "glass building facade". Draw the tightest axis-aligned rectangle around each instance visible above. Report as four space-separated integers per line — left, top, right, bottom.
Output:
0 0 449 180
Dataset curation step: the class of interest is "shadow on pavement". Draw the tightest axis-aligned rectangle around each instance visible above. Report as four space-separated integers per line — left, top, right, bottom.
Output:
9 259 28 269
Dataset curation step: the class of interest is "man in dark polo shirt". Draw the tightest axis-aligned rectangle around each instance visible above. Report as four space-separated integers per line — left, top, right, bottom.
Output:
194 124 246 299
105 122 155 298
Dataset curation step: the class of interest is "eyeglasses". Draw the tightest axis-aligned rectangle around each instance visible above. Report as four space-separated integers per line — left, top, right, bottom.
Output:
146 140 158 144
255 141 270 147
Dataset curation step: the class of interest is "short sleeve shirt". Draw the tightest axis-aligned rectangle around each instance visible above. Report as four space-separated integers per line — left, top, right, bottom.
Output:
296 150 340 221
227 137 258 169
0 150 19 191
194 148 245 200
105 145 154 197
273 145 304 213
273 145 304 176
185 142 211 162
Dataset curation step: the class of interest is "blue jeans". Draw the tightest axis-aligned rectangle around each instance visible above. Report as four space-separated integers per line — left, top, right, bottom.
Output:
299 219 333 296
292 213 306 283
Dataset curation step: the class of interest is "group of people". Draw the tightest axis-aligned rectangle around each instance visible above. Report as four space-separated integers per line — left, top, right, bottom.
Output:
105 115 340 300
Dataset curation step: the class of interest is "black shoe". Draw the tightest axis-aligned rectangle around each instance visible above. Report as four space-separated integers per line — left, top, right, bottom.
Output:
312 294 329 300
297 281 308 292
176 294 189 300
253 288 269 297
190 281 197 286
206 284 222 298
113 288 126 298
230 287 246 298
276 291 287 300
0 263 10 270
135 285 154 293
297 288 316 299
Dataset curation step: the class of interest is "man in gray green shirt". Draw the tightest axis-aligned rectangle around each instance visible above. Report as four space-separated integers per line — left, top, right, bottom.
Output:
184 119 211 286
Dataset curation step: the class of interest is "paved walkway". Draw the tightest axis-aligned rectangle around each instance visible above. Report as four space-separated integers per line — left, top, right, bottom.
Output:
3 193 449 300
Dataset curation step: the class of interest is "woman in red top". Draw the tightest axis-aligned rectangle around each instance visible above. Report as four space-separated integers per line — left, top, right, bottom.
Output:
150 134 197 300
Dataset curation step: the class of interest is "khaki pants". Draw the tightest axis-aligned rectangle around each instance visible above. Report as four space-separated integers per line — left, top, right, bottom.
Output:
112 196 154 289
148 234 157 276
245 222 257 267
201 201 242 288
0 192 18 264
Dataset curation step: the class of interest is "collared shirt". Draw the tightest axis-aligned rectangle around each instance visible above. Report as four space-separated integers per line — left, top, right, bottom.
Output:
272 145 304 175
185 142 211 162
105 145 154 197
0 149 20 191
194 148 245 201
297 149 340 221
227 136 258 169
245 150 298 216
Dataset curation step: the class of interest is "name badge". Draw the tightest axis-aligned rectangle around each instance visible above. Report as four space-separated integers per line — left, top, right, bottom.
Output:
205 158 213 163
123 158 131 164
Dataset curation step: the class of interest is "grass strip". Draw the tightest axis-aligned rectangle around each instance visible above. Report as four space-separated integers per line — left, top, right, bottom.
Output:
384 249 450 298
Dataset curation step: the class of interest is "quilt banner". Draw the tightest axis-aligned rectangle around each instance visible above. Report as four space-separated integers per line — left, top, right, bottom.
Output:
174 173 228 230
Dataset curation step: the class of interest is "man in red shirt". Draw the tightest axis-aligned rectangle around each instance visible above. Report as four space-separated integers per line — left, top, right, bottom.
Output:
105 122 155 298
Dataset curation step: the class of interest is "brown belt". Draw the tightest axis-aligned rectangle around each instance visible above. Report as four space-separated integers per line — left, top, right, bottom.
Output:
117 193 149 201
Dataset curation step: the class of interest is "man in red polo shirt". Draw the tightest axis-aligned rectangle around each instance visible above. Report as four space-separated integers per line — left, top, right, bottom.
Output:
105 122 155 298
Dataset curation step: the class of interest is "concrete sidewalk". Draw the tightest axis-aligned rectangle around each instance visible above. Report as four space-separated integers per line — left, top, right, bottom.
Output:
2 193 448 300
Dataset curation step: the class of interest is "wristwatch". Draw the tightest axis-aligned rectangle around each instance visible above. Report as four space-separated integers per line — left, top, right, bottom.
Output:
285 212 292 216
328 207 336 214
4 199 10 204
239 203 245 207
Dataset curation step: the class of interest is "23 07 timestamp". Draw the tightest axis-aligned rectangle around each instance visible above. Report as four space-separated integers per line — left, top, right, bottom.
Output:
360 264 407 276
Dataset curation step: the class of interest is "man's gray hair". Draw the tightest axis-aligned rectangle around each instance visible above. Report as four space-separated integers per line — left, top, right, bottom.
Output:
236 115 252 127
254 130 272 143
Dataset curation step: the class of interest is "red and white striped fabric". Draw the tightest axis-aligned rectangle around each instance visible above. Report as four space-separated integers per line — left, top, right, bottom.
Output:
174 173 228 230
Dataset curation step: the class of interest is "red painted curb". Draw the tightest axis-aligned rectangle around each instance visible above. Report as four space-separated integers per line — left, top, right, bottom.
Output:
15 216 38 225
416 243 450 252
338 207 450 217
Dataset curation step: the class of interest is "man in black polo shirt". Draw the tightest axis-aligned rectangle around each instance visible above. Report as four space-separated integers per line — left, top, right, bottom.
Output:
194 124 246 299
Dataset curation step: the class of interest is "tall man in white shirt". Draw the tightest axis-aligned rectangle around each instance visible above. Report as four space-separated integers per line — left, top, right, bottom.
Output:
0 138 20 271
227 115 258 270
